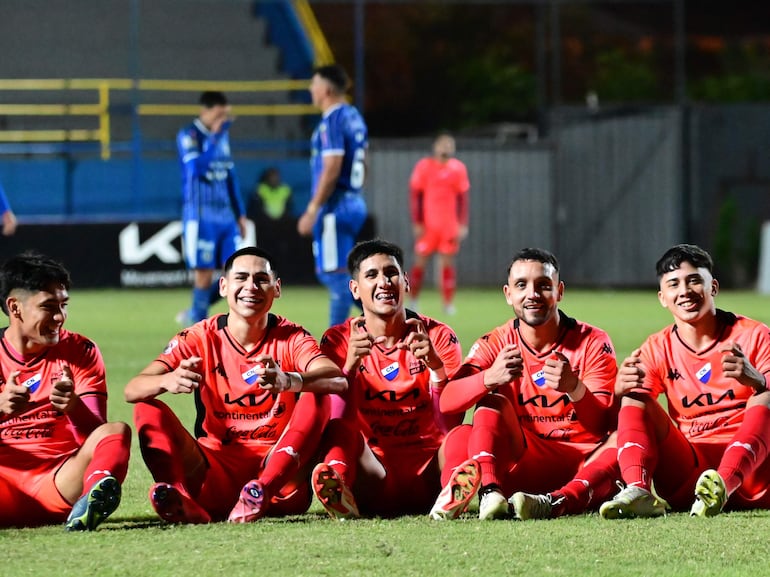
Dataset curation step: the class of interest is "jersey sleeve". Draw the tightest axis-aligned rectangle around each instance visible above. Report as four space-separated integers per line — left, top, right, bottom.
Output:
409 160 426 224
285 325 326 373
156 326 205 372
321 114 345 157
745 321 770 384
579 329 617 403
428 320 463 378
320 324 349 371
177 124 228 178
456 161 470 225
69 337 108 398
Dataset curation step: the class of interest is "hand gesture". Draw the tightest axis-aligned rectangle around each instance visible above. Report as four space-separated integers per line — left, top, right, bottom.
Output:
254 355 290 392
483 344 522 390
0 371 29 415
615 349 645 397
542 351 579 394
50 365 77 413
163 356 203 394
344 317 385 374
297 206 318 237
399 317 442 369
721 341 766 392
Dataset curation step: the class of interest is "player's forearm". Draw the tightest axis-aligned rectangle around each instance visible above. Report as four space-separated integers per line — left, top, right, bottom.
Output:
570 383 614 436
308 172 339 212
66 395 106 442
440 370 488 414
294 365 346 394
124 374 167 403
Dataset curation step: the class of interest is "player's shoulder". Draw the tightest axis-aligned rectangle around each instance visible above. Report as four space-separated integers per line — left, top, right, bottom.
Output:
269 313 315 340
58 329 100 355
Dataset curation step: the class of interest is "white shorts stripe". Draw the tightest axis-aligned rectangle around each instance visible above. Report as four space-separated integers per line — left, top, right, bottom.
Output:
183 220 199 268
321 212 339 272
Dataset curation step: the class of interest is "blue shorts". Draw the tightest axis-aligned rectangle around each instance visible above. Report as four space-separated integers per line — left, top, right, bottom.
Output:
312 193 367 274
183 219 241 270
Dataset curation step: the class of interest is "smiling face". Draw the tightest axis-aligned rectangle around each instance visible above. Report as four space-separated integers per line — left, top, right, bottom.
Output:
657 261 718 326
7 283 69 353
503 259 563 328
220 254 280 320
350 253 407 318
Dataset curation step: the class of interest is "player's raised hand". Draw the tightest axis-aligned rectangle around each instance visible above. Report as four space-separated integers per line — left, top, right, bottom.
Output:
399 317 442 368
484 344 522 390
345 317 385 373
615 349 646 397
543 351 579 394
163 356 203 394
253 355 288 392
721 341 766 392
0 371 29 415
50 365 76 413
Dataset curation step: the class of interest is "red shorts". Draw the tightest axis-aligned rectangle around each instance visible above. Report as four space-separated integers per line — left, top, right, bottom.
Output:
651 428 770 511
182 441 310 521
498 432 596 496
359 445 440 516
415 226 460 256
0 455 74 527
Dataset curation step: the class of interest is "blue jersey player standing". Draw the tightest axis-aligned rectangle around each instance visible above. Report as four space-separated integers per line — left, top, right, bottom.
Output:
298 65 368 326
177 91 247 324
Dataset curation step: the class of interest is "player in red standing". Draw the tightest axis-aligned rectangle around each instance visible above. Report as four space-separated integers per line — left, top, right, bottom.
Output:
0 252 130 530
409 133 470 315
126 246 346 523
432 247 619 520
311 239 481 519
600 244 770 518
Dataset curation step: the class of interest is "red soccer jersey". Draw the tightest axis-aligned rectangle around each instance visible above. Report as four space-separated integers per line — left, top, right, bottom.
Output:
409 157 470 231
320 312 462 454
459 314 617 444
156 313 325 452
0 328 107 466
639 310 770 443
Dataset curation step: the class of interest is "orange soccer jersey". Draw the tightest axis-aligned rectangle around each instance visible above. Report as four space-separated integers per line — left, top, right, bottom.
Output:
409 157 470 233
321 311 462 456
459 314 617 444
0 328 107 468
639 310 770 444
156 313 325 452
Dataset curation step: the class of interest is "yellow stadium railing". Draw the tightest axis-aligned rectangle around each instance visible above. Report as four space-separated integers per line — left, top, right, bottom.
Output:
0 78 316 160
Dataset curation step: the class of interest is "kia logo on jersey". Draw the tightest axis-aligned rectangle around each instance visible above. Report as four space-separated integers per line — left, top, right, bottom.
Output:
696 363 712 384
381 362 399 381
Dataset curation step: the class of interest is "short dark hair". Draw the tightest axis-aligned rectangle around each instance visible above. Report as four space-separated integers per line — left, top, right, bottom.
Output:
507 247 560 276
347 239 404 277
223 246 278 276
656 244 714 279
199 91 228 108
314 64 351 94
0 252 71 315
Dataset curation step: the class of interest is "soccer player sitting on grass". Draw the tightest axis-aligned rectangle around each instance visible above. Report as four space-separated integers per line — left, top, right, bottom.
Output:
125 247 346 524
0 252 130 530
432 248 619 520
600 244 770 519
311 239 481 520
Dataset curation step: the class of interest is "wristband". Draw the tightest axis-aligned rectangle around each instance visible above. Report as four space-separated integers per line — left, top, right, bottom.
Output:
567 380 587 402
429 367 447 383
287 372 304 393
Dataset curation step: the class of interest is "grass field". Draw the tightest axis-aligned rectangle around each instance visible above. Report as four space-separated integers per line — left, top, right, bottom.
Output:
4 285 770 577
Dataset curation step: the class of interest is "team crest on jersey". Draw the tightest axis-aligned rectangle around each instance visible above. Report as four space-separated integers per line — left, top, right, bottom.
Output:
696 362 712 384
532 369 546 387
163 339 178 355
241 363 264 386
381 362 400 381
22 373 42 393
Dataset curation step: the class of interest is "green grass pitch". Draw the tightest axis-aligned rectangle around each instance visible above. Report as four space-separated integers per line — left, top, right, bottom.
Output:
3 285 770 577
